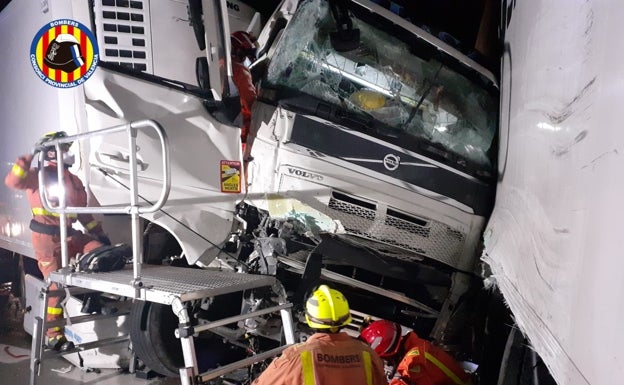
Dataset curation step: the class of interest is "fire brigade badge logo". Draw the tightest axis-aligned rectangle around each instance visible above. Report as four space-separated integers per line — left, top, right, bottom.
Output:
30 19 99 88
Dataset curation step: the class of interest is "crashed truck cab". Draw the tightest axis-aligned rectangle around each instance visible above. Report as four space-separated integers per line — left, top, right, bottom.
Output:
243 0 498 341
2 0 499 379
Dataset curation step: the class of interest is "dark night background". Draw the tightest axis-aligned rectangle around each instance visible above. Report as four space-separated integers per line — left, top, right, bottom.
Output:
0 0 499 71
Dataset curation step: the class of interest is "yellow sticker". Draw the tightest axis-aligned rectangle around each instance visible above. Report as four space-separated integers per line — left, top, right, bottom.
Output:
220 160 241 193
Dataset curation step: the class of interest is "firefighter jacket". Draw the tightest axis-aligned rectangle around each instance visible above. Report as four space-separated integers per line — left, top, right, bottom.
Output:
4 154 104 236
253 332 387 385
232 60 257 143
390 332 471 385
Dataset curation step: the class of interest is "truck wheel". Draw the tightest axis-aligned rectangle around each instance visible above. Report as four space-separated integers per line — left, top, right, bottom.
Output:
130 300 183 377
497 327 557 385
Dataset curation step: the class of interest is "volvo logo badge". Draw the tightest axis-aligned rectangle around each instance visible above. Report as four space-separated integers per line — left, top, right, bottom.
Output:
383 154 400 171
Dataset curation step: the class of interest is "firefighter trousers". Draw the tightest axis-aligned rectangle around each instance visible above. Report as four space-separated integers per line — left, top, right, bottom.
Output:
32 232 102 338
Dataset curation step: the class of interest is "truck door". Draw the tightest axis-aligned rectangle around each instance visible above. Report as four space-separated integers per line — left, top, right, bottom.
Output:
193 0 264 100
190 0 232 100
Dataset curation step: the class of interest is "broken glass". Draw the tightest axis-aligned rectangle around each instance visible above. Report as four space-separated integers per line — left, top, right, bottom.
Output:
265 0 498 171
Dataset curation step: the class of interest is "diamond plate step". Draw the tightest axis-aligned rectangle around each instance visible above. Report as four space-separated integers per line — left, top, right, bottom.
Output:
49 265 276 304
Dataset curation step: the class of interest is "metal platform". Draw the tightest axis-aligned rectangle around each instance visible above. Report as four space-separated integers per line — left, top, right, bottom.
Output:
49 265 277 305
32 123 295 385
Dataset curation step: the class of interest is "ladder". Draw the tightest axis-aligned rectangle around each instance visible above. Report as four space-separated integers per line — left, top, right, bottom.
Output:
29 120 296 385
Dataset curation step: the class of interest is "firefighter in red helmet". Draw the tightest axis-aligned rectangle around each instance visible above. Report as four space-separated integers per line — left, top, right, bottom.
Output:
230 30 258 162
4 131 110 351
360 320 472 385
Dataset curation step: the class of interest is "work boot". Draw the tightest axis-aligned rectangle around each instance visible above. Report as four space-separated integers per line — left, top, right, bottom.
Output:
47 335 75 352
80 293 102 314
101 305 118 316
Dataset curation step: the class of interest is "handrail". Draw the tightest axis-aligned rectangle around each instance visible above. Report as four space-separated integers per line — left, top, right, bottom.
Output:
175 303 293 337
198 345 292 383
36 120 170 294
37 120 171 215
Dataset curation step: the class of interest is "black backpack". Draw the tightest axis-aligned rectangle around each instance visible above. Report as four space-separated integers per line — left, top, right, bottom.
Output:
75 244 132 273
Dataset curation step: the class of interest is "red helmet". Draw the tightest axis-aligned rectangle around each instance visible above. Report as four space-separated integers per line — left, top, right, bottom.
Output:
230 31 257 61
360 320 402 358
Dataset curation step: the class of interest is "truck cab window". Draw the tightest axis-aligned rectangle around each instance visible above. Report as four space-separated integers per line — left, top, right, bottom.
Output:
264 0 498 175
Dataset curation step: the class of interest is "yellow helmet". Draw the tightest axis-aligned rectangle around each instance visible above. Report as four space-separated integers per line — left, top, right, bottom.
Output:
305 285 352 329
40 131 71 147
38 131 72 154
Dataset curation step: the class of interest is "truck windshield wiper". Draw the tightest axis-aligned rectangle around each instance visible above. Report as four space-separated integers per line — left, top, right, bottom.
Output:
335 107 375 129
404 62 444 128
277 93 399 140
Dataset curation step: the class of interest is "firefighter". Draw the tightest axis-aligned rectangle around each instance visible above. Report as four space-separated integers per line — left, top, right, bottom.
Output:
252 284 387 385
360 320 472 385
4 131 110 351
230 30 258 161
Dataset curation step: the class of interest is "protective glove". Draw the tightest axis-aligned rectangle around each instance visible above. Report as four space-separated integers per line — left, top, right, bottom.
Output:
359 316 373 332
22 153 35 167
31 143 46 157
98 234 112 246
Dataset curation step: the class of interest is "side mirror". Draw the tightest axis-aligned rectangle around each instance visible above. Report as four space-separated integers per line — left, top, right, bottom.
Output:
330 27 360 52
188 0 206 51
195 57 210 90
329 0 360 52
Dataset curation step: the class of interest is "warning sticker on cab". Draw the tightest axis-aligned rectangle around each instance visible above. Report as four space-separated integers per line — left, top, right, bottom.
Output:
220 160 241 193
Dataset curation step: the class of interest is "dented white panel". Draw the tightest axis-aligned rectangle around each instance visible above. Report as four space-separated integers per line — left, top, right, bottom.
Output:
84 68 243 265
247 102 487 272
484 1 624 384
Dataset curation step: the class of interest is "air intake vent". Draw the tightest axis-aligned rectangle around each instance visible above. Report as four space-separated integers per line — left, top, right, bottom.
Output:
386 208 428 227
328 191 376 220
95 0 151 72
325 190 465 268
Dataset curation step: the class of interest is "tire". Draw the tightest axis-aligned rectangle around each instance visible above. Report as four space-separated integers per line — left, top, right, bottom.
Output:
129 300 184 377
129 297 249 377
497 327 557 385
15 255 26 309
0 250 18 285
19 256 43 310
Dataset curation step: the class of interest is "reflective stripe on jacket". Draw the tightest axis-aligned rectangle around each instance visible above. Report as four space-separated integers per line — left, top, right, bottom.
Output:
392 332 471 385
301 349 374 385
31 207 78 219
4 155 103 235
253 332 387 385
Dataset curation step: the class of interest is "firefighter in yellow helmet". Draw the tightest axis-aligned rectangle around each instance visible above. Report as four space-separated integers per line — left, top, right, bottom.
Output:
252 285 387 385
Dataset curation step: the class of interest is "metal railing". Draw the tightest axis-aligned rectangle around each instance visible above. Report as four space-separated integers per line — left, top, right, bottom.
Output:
36 120 170 294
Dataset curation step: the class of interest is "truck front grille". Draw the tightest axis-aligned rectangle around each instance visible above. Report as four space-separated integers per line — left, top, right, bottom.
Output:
326 191 466 268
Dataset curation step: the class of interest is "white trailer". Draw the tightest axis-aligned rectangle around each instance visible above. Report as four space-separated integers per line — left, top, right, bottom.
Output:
484 1 624 384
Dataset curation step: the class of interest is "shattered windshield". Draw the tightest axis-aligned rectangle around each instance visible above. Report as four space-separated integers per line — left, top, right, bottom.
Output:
265 0 498 173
